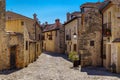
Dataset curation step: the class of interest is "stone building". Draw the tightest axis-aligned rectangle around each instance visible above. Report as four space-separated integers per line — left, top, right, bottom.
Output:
100 0 120 73
79 2 102 67
0 0 42 70
6 11 42 68
42 19 65 53
64 12 81 54
0 0 12 70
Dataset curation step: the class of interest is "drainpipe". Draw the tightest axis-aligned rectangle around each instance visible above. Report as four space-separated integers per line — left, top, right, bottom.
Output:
33 13 37 60
34 22 37 60
77 17 80 65
63 24 65 54
77 17 79 54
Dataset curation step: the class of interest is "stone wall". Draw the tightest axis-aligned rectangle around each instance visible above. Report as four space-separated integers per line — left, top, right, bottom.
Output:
0 0 42 70
57 25 65 53
9 34 24 68
64 19 78 54
102 1 120 73
0 0 10 70
43 25 65 53
80 5 102 66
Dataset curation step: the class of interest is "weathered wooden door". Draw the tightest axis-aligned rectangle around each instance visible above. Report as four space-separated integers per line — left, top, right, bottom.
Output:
10 46 17 69
107 44 111 69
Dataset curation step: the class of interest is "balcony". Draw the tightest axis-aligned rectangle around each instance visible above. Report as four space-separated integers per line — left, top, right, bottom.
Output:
103 22 111 37
66 35 71 40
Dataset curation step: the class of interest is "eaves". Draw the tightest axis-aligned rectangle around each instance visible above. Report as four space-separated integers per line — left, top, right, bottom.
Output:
64 17 81 25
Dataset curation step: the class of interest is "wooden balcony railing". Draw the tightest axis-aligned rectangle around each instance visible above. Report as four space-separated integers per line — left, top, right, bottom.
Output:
103 22 111 37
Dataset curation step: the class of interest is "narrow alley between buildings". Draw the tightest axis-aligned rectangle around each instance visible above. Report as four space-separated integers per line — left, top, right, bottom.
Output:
0 52 119 80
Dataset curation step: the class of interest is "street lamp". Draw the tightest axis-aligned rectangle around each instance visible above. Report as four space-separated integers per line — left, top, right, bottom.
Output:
73 32 77 39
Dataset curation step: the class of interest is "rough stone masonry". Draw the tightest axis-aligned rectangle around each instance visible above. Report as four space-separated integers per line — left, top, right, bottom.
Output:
0 0 13 70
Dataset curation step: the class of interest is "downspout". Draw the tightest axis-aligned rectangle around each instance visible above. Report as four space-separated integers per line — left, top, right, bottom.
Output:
77 17 79 54
77 17 81 65
64 23 67 54
63 25 65 54
34 22 37 61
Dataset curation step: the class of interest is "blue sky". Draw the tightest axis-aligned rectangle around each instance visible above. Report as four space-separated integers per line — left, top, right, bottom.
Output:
6 0 104 24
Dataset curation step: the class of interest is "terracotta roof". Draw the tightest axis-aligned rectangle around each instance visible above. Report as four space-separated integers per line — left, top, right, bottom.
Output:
43 23 62 32
64 17 80 25
64 11 81 25
71 11 81 17
6 11 33 20
6 11 41 40
113 38 120 43
99 1 112 11
99 0 120 11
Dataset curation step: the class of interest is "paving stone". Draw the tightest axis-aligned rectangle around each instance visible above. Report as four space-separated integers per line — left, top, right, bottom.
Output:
0 52 119 80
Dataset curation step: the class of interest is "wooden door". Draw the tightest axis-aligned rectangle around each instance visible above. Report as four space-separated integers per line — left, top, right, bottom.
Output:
107 44 111 69
10 46 17 69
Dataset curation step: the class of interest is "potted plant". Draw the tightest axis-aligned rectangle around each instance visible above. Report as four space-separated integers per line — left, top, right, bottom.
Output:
69 51 79 67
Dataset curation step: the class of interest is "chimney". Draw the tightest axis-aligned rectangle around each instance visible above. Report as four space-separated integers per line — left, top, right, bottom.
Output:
67 12 71 21
55 19 60 27
33 13 37 21
45 22 48 26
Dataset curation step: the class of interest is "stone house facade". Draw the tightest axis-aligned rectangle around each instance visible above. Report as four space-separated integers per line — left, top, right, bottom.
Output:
100 0 120 73
42 19 65 53
0 0 42 70
64 12 81 55
6 11 42 68
79 2 102 67
0 0 11 70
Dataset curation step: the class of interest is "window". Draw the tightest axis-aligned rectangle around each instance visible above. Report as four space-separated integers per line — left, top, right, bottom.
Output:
37 44 39 52
59 43 62 48
69 45 71 51
8 16 11 20
48 32 52 40
66 35 71 40
56 31 57 36
26 41 28 50
108 12 111 23
65 44 67 50
21 21 24 26
90 41 94 46
73 44 77 51
41 35 45 40
39 34 41 40
48 35 52 40
47 33 49 38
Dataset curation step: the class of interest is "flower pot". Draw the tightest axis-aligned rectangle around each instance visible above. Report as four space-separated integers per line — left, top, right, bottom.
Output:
73 60 79 67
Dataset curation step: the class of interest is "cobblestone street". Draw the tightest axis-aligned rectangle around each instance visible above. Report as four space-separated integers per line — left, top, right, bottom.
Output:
0 52 120 80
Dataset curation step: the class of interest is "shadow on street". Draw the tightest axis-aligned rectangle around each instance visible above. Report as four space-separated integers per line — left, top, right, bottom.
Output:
0 68 22 75
43 51 70 62
81 66 120 78
44 51 120 78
